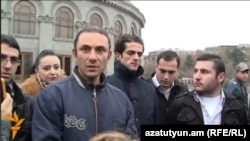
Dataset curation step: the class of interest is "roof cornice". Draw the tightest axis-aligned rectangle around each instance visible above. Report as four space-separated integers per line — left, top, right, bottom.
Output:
103 0 146 28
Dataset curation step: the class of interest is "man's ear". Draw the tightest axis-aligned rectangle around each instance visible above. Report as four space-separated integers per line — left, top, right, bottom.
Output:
72 48 76 57
218 72 225 83
108 50 112 60
115 52 122 61
154 64 158 72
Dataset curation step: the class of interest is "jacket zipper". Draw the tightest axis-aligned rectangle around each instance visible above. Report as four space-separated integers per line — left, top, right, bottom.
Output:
92 87 98 134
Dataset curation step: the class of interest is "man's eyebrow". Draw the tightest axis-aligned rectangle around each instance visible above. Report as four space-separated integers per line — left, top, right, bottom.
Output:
195 68 210 72
95 45 106 48
80 44 91 48
1 53 18 58
80 45 106 48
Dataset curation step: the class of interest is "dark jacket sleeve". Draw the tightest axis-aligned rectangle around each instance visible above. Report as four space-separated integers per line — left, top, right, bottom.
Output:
1 120 11 141
32 88 63 141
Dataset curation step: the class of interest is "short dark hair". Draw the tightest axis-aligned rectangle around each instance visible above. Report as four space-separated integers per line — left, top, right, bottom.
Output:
1 34 20 54
196 54 225 76
26 50 58 77
156 50 180 68
114 34 144 54
74 27 111 49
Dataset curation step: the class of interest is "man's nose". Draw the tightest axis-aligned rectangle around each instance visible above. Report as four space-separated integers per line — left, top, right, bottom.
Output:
3 59 12 69
133 53 140 60
89 50 97 61
163 73 170 79
194 72 201 80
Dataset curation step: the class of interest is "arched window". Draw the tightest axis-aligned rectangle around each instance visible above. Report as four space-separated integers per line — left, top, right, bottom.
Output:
129 27 134 35
114 20 123 42
90 13 103 28
13 1 36 34
55 6 74 39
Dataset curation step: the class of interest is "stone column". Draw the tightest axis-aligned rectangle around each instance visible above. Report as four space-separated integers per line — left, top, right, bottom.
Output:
1 12 12 34
37 15 54 52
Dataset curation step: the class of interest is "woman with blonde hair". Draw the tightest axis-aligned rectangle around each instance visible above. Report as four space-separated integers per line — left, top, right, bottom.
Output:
89 131 137 141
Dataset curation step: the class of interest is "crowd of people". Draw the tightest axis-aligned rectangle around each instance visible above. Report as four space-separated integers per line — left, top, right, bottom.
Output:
1 27 249 141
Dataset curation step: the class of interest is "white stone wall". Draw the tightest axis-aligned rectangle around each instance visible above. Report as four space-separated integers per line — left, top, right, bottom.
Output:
1 0 145 75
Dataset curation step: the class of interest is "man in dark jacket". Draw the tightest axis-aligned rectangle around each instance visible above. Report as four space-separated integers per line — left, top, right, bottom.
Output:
32 28 137 141
247 103 250 125
148 50 188 124
166 54 247 125
225 62 249 109
1 34 34 141
107 34 159 135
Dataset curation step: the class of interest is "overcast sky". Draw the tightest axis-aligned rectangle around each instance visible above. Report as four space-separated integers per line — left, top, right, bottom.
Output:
131 1 250 55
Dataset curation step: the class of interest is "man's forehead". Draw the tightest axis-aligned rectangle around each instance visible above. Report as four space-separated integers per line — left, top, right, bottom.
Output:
77 33 109 47
124 42 143 50
79 32 108 40
195 61 215 68
1 43 19 56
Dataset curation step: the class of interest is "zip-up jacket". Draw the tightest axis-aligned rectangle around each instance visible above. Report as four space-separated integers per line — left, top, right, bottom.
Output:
225 77 248 109
166 90 248 125
32 66 137 141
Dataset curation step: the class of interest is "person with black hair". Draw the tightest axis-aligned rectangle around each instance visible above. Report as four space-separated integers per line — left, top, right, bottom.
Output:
107 34 159 136
32 28 137 141
1 34 34 141
147 50 189 124
166 54 247 125
19 49 67 98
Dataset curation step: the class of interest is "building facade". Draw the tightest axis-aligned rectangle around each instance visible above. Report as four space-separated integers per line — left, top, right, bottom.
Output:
1 0 145 81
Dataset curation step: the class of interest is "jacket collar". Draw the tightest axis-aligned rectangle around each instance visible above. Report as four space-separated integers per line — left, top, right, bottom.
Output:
181 91 204 123
233 77 245 86
10 81 25 105
73 66 106 92
183 90 244 124
114 61 144 81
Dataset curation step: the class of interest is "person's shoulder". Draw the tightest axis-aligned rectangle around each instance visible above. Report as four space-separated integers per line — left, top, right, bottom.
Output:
227 77 239 85
22 92 35 101
175 91 190 99
140 76 151 83
106 83 131 100
46 75 75 89
225 95 246 109
35 76 73 100
138 76 153 86
174 80 189 90
106 74 118 82
173 91 194 104
106 83 124 94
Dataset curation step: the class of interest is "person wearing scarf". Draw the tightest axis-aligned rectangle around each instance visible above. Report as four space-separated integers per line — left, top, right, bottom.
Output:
19 50 67 98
